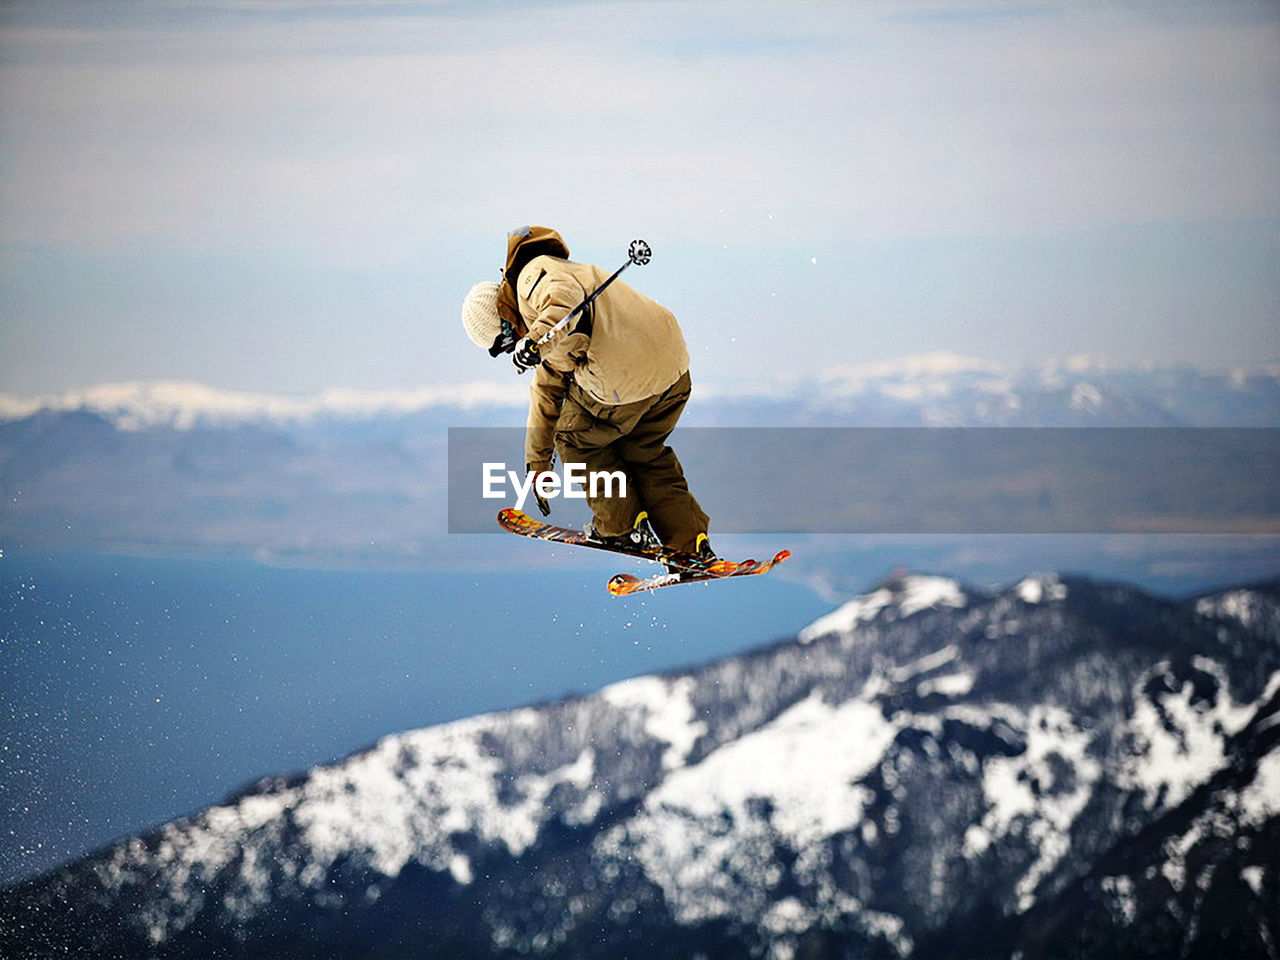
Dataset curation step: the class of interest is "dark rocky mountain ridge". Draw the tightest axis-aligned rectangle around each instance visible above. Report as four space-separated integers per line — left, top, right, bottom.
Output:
2 573 1278 958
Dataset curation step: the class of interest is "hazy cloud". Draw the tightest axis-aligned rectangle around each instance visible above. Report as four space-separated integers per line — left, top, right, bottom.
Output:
1 1 1276 391
3 0 1277 256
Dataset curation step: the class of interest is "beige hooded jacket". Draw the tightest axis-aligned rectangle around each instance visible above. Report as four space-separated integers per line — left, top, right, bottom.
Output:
504 229 689 472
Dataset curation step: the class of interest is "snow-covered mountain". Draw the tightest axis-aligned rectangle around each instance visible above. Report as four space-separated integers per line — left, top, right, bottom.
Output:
3 573 1278 958
3 353 1278 430
0 379 530 431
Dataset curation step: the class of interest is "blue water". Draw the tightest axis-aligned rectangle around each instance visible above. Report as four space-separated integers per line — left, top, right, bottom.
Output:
0 550 829 886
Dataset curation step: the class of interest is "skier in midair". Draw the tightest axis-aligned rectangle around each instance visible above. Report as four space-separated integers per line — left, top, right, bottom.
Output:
461 225 713 560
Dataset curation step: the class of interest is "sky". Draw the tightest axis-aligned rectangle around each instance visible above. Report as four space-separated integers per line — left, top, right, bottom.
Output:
1 0 1277 396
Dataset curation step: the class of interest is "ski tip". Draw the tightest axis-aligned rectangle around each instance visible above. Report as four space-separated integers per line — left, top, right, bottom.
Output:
607 573 642 597
497 507 537 531
773 549 792 564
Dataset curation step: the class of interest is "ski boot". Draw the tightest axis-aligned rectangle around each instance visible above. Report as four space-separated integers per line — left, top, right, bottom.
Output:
583 511 663 554
666 533 716 575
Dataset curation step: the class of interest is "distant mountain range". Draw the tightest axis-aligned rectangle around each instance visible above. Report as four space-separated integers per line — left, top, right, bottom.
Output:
3 572 1277 958
3 353 1279 429
2 354 1277 562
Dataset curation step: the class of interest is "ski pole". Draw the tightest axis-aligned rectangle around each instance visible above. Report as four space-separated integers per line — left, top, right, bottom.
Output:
517 240 651 373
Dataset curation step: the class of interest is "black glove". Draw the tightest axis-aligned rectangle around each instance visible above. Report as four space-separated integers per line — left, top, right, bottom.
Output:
529 472 551 516
533 488 551 517
512 338 540 374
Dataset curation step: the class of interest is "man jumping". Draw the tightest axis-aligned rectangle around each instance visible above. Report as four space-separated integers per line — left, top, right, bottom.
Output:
461 225 713 560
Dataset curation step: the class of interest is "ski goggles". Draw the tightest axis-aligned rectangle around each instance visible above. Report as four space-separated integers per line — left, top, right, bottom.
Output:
487 315 518 358
489 278 525 357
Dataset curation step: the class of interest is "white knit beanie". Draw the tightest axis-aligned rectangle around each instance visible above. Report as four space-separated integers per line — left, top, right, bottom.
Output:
461 281 502 349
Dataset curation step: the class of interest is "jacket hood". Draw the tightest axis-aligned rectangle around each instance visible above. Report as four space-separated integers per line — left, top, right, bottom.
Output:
498 226 570 332
503 226 569 284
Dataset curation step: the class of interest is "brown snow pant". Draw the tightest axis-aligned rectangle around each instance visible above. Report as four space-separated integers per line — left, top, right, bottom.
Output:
555 370 710 553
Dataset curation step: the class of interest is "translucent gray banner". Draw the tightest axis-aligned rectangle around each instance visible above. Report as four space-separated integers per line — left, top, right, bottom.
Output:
448 428 1280 534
